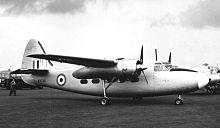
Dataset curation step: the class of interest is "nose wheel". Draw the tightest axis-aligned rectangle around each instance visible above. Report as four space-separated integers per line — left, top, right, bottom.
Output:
175 94 183 105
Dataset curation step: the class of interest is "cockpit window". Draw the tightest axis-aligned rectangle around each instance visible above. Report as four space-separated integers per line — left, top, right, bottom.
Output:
154 62 172 71
155 62 162 65
162 62 169 64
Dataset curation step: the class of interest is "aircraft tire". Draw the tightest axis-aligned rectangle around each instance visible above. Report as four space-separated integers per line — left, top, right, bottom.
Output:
100 97 111 106
175 99 183 105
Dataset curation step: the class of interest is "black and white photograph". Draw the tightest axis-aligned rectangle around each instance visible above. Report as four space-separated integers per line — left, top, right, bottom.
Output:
0 0 220 128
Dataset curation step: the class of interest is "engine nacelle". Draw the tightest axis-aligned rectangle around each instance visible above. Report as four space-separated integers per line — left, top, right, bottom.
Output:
116 59 139 78
72 59 140 82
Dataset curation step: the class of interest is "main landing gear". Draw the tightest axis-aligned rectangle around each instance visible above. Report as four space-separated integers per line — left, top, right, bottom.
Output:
100 97 111 106
99 78 115 106
175 94 183 105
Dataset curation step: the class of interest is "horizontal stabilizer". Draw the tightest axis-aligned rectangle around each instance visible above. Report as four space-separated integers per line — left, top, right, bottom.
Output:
28 54 117 68
11 69 49 75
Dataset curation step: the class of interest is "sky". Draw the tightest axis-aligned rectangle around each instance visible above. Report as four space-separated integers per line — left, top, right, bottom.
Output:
0 0 220 70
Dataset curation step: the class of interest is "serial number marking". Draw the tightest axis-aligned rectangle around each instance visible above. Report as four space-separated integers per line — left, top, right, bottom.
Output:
38 79 46 83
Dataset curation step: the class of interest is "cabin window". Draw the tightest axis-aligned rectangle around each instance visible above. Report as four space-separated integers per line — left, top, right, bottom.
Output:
80 79 88 84
37 60 39 69
33 61 35 69
92 79 100 84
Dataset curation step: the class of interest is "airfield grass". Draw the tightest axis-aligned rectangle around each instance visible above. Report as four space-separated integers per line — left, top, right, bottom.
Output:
0 87 220 128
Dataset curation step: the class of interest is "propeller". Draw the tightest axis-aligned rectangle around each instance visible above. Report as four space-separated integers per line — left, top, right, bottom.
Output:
136 45 148 84
141 69 148 84
155 49 158 61
168 52 171 63
137 45 143 64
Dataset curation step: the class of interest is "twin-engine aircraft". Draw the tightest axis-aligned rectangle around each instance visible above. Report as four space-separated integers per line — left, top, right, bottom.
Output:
12 39 210 106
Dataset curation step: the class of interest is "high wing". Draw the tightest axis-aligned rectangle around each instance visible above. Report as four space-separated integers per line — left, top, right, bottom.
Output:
28 54 117 68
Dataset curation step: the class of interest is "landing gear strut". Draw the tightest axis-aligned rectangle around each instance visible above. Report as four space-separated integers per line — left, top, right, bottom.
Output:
99 78 115 106
175 94 183 105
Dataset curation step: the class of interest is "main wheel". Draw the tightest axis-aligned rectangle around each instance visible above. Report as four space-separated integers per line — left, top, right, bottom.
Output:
175 99 183 105
100 97 111 106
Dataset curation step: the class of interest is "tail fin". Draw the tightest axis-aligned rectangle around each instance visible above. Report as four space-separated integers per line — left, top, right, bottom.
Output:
21 39 53 69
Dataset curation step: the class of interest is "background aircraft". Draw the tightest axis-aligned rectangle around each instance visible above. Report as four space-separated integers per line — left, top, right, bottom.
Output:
12 39 209 106
192 63 220 94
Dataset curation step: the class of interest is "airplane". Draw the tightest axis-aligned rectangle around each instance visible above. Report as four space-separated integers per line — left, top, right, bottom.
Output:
12 39 210 106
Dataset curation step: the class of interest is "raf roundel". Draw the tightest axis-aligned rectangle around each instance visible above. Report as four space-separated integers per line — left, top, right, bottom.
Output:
57 74 66 86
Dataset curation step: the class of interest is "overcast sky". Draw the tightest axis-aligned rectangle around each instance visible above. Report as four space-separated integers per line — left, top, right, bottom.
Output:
0 0 220 70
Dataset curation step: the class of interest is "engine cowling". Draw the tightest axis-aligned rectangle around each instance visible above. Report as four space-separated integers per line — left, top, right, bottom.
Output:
116 59 140 80
72 59 141 82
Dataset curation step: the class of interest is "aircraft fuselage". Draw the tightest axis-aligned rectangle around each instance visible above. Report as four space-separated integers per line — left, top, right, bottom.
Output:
21 67 207 97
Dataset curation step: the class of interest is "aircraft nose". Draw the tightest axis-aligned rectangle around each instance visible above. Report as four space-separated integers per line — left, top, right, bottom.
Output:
197 74 209 89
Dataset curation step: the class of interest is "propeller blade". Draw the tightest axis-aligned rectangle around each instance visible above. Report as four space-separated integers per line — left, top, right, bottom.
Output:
155 49 158 61
137 45 143 64
136 45 148 84
168 52 171 63
141 70 148 84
